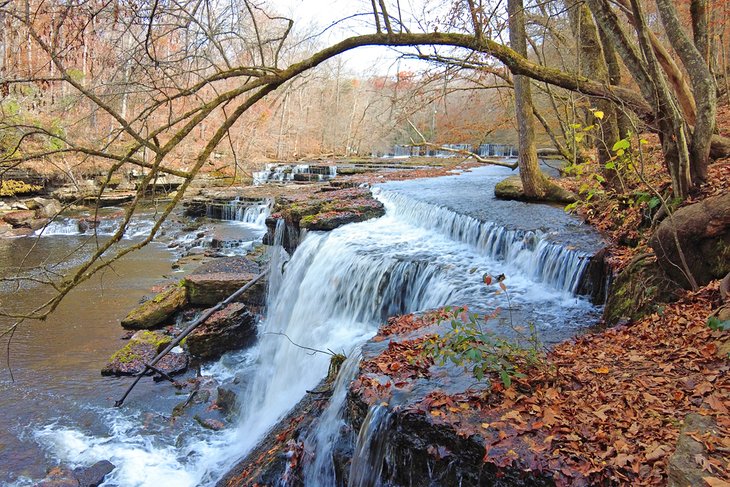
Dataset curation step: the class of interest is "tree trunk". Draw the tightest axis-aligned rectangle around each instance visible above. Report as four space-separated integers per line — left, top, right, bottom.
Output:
597 24 632 140
691 0 710 64
568 1 621 187
655 0 716 184
507 0 548 198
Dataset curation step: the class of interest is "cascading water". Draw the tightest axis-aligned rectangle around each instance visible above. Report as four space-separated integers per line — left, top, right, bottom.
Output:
208 198 271 225
375 189 591 294
302 350 363 486
26 170 601 487
347 404 393 487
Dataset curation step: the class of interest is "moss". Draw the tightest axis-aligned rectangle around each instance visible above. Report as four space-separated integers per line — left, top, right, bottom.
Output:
109 331 172 364
0 179 42 196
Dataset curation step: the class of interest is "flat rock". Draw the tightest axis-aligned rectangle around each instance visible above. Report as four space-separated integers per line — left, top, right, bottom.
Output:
3 209 37 228
186 303 256 359
494 174 576 203
102 331 188 376
121 284 188 329
184 256 265 306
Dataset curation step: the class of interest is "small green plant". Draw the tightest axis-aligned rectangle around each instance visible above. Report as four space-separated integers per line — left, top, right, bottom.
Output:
707 315 730 332
421 275 544 388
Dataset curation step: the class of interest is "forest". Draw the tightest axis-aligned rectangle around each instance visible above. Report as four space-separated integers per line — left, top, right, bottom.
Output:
0 0 729 486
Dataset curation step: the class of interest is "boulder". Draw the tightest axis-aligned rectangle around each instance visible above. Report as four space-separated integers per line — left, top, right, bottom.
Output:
2 209 37 228
186 303 256 359
73 460 115 487
35 461 114 487
494 175 577 203
668 414 718 487
101 331 187 376
603 254 679 326
121 284 188 329
25 197 63 219
184 256 265 307
650 192 730 288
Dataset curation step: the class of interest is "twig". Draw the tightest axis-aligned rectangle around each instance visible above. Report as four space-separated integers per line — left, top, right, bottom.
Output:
264 332 335 356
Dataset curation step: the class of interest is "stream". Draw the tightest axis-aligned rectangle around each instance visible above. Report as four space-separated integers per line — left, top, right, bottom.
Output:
0 166 604 486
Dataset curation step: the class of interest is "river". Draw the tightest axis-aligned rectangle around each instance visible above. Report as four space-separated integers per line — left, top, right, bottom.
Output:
0 165 604 486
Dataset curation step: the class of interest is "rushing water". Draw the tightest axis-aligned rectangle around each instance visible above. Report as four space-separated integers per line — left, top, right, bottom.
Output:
1 166 603 486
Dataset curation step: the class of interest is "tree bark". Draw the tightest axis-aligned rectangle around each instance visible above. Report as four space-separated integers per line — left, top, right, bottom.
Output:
655 0 716 184
691 0 710 64
596 24 631 140
507 0 548 198
568 1 620 186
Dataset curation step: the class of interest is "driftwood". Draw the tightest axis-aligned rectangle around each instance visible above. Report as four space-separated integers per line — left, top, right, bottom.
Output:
114 268 270 407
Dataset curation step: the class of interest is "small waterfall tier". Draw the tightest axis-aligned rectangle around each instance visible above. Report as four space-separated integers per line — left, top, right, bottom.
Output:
376 189 594 295
204 198 271 224
253 164 337 185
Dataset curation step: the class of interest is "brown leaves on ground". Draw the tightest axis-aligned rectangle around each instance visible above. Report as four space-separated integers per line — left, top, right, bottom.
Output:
352 287 729 485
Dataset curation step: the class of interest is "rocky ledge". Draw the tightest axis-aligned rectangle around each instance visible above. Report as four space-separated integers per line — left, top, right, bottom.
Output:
265 187 385 252
101 330 188 377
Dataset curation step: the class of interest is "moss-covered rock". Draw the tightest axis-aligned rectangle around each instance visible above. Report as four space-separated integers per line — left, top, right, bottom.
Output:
494 175 577 204
603 255 678 326
101 330 187 376
650 192 730 288
266 187 385 250
121 283 188 329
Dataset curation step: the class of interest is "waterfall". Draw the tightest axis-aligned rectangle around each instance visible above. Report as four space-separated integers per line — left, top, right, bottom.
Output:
213 199 271 224
375 189 591 294
302 350 363 486
348 405 393 487
30 178 599 487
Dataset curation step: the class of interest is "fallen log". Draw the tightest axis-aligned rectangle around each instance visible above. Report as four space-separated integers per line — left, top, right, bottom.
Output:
113 268 270 407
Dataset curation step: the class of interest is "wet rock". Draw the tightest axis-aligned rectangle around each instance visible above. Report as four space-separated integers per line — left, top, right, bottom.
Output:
72 460 115 487
2 209 37 228
650 192 730 288
184 256 265 307
35 460 114 487
494 174 577 203
217 378 332 487
121 284 188 329
77 218 100 233
668 414 717 487
265 187 385 251
35 466 78 487
186 303 256 359
195 417 226 430
216 387 238 416
102 330 188 376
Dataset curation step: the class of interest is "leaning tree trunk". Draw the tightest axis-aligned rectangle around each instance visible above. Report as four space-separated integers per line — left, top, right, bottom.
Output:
655 0 716 184
507 0 549 198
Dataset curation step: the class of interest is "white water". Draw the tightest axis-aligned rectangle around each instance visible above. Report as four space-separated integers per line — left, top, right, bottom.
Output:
376 189 591 294
211 199 271 225
29 188 597 486
253 164 337 185
302 350 363 485
34 216 156 239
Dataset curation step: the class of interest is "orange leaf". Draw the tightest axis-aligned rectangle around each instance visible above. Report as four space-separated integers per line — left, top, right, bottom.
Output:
592 366 610 374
